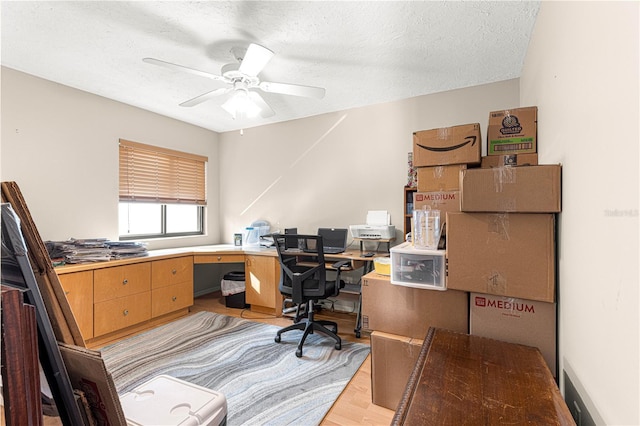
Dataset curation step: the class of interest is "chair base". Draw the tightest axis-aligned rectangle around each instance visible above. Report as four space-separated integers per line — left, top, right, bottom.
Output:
275 301 342 358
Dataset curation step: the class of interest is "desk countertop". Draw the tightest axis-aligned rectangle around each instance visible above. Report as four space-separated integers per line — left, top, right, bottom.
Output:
54 244 278 273
54 244 388 274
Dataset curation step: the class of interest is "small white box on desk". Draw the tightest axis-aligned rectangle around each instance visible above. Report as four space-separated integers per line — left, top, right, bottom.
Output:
120 375 227 426
390 242 446 290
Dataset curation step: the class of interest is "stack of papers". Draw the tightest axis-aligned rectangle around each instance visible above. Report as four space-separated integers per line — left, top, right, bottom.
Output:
45 238 148 264
106 241 148 259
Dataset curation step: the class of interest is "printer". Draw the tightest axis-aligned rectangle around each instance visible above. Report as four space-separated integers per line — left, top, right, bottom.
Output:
350 210 396 239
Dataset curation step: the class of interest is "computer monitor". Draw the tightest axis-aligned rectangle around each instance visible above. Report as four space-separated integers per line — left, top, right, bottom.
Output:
317 228 348 254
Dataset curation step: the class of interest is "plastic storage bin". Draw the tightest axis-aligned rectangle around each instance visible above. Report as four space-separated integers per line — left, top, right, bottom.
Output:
119 375 227 426
221 271 248 308
390 242 446 290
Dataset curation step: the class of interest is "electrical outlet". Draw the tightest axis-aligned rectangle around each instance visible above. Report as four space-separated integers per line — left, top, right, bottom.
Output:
563 370 597 426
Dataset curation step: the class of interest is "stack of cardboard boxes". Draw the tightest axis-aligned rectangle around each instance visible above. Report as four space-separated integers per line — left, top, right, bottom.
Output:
364 106 562 411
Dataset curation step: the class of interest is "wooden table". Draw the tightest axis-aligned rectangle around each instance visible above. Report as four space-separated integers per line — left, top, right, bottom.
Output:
393 327 575 425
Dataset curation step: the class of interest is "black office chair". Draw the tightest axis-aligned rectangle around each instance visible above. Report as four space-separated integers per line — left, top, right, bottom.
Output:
273 233 350 357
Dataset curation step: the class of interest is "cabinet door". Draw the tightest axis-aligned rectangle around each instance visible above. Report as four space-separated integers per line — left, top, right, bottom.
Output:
244 255 280 310
94 263 151 303
94 292 151 336
58 271 94 339
152 281 193 317
151 256 193 289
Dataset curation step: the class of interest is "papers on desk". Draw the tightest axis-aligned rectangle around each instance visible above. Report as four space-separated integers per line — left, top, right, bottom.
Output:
45 238 148 264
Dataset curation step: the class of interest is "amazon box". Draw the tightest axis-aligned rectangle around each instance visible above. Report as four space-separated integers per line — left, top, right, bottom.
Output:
460 164 562 213
371 331 424 410
470 293 557 375
417 164 466 192
487 106 537 155
446 212 556 303
361 272 468 339
481 153 538 168
413 123 481 167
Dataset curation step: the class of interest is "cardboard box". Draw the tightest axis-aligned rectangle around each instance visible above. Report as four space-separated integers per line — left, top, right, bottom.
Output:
470 293 557 375
417 164 466 191
361 272 468 339
413 123 482 167
460 165 562 213
481 153 538 168
446 212 556 303
487 106 537 155
371 331 424 410
413 190 461 221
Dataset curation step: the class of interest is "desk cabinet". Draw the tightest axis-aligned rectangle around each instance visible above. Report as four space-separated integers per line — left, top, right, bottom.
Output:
58 271 94 339
56 255 194 346
151 257 193 317
245 255 281 315
93 263 152 336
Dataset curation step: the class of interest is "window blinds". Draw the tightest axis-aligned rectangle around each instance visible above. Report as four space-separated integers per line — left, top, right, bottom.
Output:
119 139 207 205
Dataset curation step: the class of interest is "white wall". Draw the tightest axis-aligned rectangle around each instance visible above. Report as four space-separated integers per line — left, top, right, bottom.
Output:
521 2 639 424
1 67 220 250
217 80 519 244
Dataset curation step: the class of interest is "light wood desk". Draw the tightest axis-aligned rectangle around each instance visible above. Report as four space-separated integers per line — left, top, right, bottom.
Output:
55 245 387 346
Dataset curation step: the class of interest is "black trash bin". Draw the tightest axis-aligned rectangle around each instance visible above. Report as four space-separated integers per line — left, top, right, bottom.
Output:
221 271 248 308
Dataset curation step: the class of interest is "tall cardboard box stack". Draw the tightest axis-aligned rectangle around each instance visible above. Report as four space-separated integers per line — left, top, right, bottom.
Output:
446 106 562 375
365 123 482 411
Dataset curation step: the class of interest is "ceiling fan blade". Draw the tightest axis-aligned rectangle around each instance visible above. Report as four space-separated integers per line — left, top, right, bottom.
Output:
248 91 275 118
179 88 231 107
238 44 274 77
143 58 228 83
258 81 326 99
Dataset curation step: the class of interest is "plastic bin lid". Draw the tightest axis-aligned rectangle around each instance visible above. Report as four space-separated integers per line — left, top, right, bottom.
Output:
120 375 227 426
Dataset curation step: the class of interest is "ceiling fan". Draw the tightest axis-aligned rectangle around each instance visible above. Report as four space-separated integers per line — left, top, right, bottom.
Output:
143 43 326 119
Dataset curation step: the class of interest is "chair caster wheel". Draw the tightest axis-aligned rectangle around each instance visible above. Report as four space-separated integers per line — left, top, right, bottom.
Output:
335 342 342 350
296 349 303 358
275 335 281 343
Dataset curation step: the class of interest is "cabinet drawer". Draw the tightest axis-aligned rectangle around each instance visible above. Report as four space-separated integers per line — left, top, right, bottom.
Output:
94 292 151 336
152 257 193 289
152 281 193 317
193 254 244 264
94 263 151 303
58 270 94 339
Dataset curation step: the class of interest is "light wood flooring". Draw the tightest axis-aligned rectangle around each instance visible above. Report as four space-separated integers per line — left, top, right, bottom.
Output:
191 292 396 426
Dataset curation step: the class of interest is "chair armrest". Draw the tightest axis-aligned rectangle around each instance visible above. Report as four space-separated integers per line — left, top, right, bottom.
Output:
331 260 351 270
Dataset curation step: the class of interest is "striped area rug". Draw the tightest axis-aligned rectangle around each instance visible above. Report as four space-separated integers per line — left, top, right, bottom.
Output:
101 311 370 425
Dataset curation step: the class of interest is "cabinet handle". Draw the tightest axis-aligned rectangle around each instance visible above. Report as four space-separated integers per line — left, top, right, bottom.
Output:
123 279 128 285
172 296 177 302
217 256 222 261
123 309 129 316
172 269 177 275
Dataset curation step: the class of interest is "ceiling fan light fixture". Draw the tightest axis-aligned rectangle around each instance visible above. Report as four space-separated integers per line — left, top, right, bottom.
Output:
221 89 261 120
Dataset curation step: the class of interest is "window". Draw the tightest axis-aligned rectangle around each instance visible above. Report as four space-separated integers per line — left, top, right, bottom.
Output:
119 139 207 239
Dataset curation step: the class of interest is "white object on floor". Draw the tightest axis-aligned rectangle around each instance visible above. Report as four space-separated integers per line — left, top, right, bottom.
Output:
119 375 227 426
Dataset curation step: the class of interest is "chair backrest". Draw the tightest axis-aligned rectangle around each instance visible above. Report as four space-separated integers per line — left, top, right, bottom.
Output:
273 234 329 303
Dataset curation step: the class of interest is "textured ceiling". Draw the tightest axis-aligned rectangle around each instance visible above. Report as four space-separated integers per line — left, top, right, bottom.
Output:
1 1 540 133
